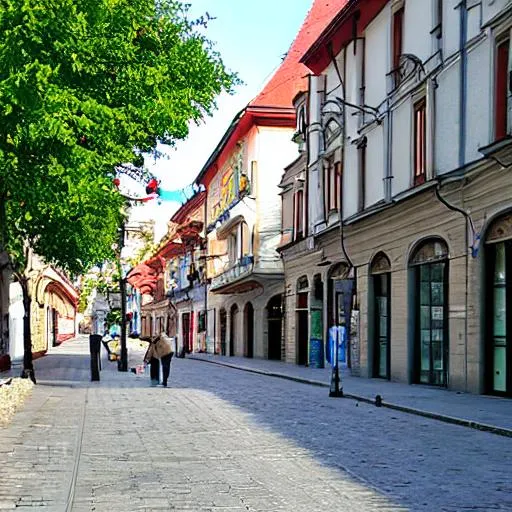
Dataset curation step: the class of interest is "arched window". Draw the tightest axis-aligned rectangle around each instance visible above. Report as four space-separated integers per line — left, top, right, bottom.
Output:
370 252 392 274
410 238 448 266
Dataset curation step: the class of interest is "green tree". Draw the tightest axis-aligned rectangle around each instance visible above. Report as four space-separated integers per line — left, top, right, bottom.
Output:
0 0 237 379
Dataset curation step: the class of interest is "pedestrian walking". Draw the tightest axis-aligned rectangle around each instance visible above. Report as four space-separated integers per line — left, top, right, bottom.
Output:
144 333 174 387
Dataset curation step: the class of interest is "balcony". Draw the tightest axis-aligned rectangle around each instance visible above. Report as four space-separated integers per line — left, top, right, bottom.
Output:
211 255 254 290
209 254 284 295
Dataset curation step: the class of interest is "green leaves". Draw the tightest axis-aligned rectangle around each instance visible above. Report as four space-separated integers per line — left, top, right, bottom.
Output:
0 0 236 275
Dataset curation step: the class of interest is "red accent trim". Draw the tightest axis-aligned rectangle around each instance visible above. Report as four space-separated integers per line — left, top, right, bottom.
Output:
170 191 206 224
495 39 509 141
301 0 388 75
198 109 295 187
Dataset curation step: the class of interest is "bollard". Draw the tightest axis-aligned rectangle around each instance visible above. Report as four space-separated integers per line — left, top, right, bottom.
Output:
89 334 102 382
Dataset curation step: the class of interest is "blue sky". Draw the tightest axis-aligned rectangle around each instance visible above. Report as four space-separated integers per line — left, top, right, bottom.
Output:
133 0 313 237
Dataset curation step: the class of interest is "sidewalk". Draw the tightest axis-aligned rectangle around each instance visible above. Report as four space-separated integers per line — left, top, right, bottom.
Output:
188 353 512 437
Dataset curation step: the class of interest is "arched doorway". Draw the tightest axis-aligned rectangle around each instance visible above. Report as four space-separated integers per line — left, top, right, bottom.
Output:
219 308 227 356
485 212 512 395
409 238 449 387
267 295 282 360
370 252 391 379
296 276 309 365
229 304 238 356
244 302 254 358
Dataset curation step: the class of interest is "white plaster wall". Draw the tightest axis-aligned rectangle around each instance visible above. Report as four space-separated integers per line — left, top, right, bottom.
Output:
483 0 511 26
256 126 296 270
435 61 461 174
467 3 482 42
324 60 341 109
466 37 492 162
308 75 326 231
365 125 385 206
403 0 433 63
365 5 390 109
345 39 364 140
443 0 461 58
8 282 24 362
391 99 412 195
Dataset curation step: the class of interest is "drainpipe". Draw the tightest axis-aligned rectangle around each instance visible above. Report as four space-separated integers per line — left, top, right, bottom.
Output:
384 96 393 202
434 180 476 391
458 0 468 168
203 190 209 353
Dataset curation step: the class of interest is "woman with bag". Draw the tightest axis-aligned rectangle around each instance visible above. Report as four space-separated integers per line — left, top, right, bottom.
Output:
144 333 174 387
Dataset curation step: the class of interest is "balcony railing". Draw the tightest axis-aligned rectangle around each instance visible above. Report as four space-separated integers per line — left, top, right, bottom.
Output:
211 255 254 289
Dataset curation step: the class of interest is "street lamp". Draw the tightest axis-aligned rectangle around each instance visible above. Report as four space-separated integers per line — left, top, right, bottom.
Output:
118 221 128 372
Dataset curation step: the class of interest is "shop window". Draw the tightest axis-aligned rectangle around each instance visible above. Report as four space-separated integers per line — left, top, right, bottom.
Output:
485 211 512 396
410 238 449 387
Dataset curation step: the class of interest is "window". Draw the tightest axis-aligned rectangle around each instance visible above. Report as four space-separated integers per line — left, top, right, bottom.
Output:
240 221 250 257
294 190 304 240
392 7 404 84
228 233 237 265
323 161 341 216
433 0 443 53
358 138 367 212
495 37 510 141
414 98 427 186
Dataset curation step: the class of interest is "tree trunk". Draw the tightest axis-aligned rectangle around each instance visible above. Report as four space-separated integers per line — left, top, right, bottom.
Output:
18 275 36 383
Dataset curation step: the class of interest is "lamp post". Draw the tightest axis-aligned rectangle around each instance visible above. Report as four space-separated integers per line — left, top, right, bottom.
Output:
118 221 128 372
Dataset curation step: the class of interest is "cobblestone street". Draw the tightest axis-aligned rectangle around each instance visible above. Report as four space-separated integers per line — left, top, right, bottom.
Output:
1 337 511 511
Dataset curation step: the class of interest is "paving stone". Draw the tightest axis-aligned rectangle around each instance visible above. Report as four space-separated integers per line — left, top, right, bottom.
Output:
0 337 511 511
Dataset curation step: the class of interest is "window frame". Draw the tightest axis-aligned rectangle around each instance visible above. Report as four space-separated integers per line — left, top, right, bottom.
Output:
293 189 305 241
495 35 510 141
413 98 427 187
392 6 405 86
323 159 341 217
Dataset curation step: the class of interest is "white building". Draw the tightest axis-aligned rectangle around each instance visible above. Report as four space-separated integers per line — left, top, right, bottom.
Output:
280 0 512 395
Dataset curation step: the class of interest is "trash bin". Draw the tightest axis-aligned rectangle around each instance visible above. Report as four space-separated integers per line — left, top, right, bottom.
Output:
89 334 102 381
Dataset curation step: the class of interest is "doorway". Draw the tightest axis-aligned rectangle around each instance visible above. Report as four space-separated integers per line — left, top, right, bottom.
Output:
296 276 309 366
220 308 227 356
244 302 254 358
182 312 191 353
371 252 391 379
410 239 449 387
267 295 282 360
486 215 512 396
230 304 238 356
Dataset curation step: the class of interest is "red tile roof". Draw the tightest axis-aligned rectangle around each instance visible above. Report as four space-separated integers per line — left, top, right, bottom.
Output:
250 0 349 108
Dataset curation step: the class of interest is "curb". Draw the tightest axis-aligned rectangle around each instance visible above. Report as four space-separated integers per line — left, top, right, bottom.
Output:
188 356 512 439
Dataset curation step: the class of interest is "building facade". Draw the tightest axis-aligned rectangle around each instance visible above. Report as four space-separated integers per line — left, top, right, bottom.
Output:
167 192 207 355
279 0 512 395
196 0 347 361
